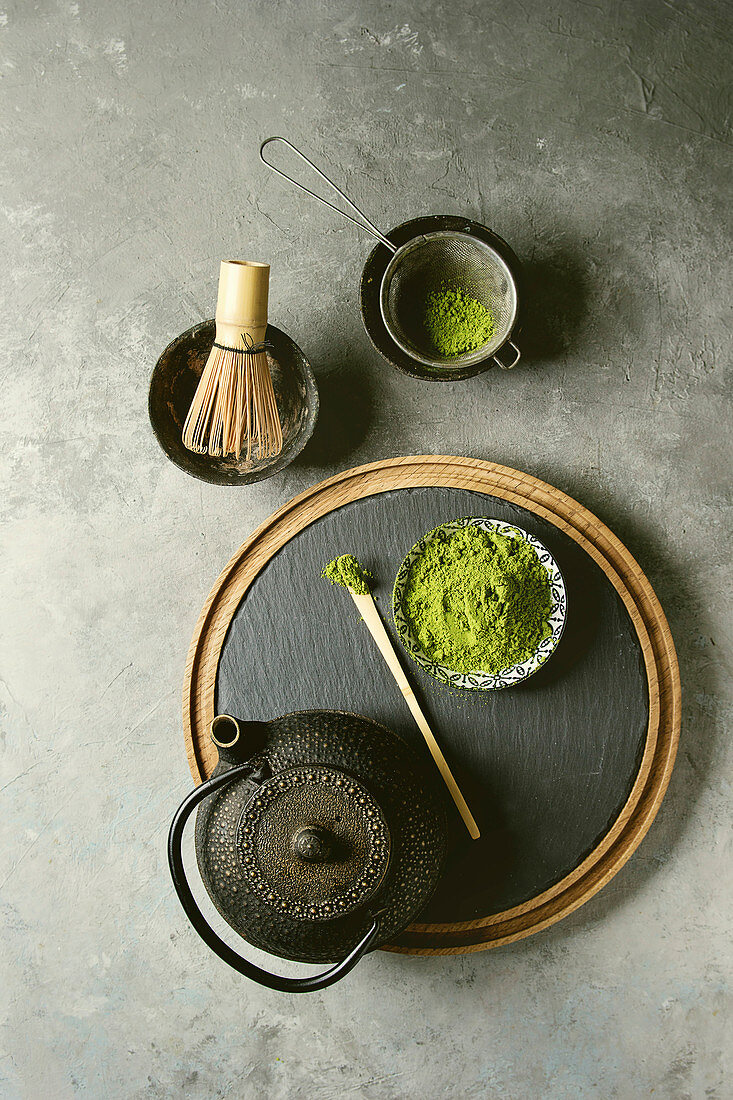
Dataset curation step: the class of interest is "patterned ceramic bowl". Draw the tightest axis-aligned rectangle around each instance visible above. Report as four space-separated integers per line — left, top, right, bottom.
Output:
392 517 567 690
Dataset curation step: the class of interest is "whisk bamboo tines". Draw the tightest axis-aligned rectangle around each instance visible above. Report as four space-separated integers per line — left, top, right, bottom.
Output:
182 260 283 461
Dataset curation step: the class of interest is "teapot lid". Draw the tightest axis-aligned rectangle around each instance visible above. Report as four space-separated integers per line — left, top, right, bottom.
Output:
236 765 391 921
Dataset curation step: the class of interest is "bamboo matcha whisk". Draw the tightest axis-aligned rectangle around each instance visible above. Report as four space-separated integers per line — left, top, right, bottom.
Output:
182 260 283 461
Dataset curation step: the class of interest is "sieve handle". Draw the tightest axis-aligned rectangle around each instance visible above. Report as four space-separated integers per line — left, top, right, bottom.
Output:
259 137 397 254
493 340 521 370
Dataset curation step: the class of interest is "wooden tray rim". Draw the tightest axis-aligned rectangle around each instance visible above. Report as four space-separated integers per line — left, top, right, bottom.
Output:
182 456 680 955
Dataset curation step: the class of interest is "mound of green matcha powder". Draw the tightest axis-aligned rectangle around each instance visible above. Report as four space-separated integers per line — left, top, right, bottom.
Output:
423 286 496 358
322 555 372 595
400 525 552 674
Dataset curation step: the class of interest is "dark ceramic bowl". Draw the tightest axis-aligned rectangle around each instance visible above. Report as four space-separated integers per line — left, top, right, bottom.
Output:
360 215 523 381
148 321 318 485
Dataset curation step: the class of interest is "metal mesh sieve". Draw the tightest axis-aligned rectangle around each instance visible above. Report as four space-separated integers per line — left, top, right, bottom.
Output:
260 139 520 370
380 232 518 368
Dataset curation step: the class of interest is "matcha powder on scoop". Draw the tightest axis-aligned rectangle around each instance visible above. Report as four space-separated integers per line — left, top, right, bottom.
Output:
322 555 372 595
401 526 553 675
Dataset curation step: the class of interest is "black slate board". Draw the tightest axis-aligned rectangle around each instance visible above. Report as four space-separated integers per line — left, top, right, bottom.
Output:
216 487 649 924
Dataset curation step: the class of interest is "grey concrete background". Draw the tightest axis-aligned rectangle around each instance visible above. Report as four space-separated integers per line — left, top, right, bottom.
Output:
1 0 731 1096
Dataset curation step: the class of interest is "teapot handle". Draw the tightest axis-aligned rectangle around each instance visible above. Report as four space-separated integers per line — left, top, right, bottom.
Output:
168 765 383 993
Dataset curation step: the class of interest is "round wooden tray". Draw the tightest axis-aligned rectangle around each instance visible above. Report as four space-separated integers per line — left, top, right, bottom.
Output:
183 457 680 955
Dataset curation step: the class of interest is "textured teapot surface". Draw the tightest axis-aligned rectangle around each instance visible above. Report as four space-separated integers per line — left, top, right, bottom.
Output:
195 710 447 964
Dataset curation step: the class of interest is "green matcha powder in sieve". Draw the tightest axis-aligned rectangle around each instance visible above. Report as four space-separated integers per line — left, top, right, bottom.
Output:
423 285 496 358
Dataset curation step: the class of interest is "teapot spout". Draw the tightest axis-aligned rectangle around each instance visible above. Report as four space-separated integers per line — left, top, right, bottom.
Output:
210 714 267 768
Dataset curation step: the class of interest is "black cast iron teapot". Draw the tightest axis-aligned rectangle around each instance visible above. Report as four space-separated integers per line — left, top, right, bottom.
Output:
168 710 448 992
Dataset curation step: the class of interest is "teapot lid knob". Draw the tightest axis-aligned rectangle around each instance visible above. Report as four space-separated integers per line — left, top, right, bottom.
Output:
292 825 335 864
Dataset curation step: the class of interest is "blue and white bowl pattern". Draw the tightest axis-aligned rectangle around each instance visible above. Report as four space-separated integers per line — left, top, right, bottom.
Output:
392 517 567 691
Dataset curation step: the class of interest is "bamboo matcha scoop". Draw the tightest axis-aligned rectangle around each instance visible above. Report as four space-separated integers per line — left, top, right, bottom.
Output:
323 555 480 840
